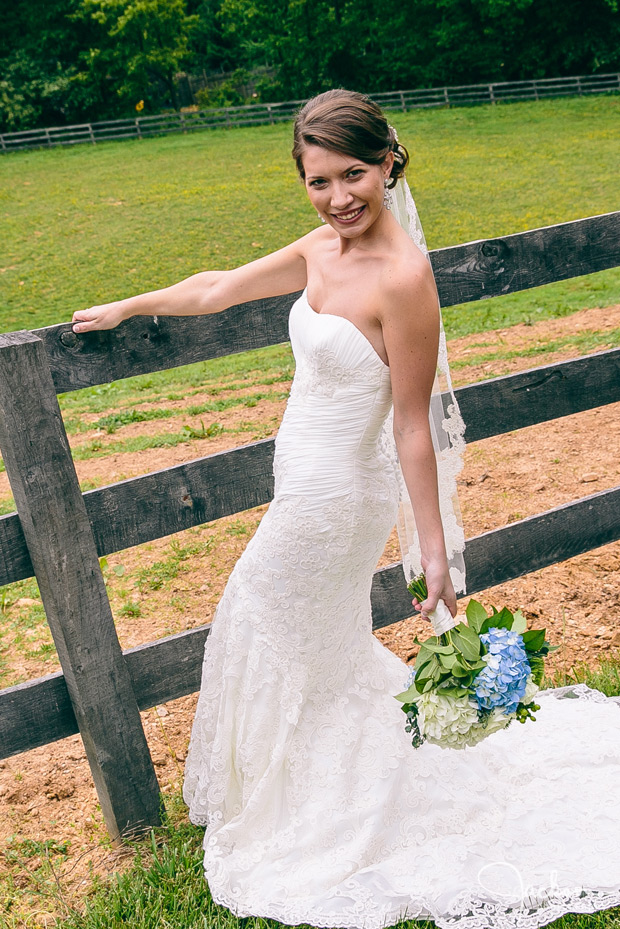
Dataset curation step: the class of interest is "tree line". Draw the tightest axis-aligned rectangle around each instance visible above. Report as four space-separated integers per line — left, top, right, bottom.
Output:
2 0 619 133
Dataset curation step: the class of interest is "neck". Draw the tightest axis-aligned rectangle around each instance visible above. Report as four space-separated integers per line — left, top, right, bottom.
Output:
336 207 397 256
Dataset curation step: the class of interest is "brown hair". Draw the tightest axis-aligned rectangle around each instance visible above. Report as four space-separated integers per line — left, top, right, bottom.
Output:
292 89 409 189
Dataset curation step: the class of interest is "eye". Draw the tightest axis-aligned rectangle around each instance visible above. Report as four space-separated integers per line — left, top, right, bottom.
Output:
347 169 364 179
309 178 327 188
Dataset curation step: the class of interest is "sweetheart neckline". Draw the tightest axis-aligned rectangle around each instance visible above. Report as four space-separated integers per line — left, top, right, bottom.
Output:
300 289 390 371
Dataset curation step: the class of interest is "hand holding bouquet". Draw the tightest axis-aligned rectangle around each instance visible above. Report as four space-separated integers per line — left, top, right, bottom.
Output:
395 574 557 750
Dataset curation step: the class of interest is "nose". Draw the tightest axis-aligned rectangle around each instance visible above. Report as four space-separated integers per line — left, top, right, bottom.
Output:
330 181 354 211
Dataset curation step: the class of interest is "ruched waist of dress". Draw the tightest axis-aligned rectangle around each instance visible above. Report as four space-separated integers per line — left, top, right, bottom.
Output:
274 399 397 498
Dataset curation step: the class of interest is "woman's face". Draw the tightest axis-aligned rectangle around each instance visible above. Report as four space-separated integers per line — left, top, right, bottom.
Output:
301 145 394 237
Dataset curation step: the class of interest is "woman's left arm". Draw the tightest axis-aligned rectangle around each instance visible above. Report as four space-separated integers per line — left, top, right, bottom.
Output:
380 258 456 618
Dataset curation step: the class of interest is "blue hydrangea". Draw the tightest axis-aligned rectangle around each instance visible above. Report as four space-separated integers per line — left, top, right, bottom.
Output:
473 627 530 715
405 667 416 689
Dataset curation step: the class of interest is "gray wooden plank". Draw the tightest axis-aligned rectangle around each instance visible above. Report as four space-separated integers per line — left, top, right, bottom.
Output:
33 212 620 395
3 484 618 759
0 512 32 586
1 349 618 589
36 292 297 394
85 438 275 557
0 331 161 838
0 672 77 756
0 625 211 757
371 484 620 630
432 211 620 307
0 439 275 587
457 346 620 443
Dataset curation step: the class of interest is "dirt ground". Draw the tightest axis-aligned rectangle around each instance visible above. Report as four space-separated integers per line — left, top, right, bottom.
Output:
1 302 619 920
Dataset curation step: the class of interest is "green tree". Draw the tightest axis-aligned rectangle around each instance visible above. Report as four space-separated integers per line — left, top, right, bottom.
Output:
0 0 99 130
75 0 197 112
186 0 238 74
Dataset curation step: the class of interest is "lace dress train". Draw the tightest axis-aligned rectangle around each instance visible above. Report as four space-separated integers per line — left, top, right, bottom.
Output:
183 291 620 929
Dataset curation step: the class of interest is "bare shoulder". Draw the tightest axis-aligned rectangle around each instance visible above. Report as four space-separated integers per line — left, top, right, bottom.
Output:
379 243 438 324
296 224 338 260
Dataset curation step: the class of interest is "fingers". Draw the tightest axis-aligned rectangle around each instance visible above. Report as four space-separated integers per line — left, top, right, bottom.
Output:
72 305 121 333
72 308 99 333
420 593 439 616
411 598 432 622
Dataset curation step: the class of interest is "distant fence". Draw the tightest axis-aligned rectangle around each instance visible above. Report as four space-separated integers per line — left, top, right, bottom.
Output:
2 72 619 154
0 211 619 840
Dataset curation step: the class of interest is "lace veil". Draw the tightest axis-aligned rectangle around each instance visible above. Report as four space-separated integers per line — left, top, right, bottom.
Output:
385 176 467 593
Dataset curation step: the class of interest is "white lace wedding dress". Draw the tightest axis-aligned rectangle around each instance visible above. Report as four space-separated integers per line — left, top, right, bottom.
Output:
183 289 620 929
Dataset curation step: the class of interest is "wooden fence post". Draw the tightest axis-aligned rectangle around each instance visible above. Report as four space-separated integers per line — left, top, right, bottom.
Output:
0 331 162 839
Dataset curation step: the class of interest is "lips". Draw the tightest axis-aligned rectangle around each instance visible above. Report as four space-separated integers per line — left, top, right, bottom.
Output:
331 205 366 224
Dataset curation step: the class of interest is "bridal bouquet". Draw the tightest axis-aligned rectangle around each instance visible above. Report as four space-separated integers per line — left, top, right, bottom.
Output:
395 574 556 750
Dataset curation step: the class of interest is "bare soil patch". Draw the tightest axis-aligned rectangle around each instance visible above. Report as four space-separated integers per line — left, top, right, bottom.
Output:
1 303 619 920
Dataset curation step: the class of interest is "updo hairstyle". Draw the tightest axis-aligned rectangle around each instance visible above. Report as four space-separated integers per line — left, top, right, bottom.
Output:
292 89 409 190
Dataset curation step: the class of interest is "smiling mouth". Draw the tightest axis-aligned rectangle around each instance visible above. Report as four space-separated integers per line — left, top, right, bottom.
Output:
331 205 366 224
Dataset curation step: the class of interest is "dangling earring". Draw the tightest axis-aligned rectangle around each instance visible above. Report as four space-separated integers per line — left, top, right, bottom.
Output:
317 211 326 223
383 178 391 209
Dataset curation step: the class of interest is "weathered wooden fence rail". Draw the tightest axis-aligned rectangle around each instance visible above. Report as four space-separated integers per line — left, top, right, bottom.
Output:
0 211 619 839
2 72 619 153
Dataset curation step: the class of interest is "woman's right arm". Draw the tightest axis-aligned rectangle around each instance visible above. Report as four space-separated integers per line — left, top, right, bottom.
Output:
72 233 313 333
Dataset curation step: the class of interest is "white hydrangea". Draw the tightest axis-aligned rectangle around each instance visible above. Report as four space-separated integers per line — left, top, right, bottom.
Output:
417 691 513 750
414 673 540 750
417 691 480 749
465 707 512 746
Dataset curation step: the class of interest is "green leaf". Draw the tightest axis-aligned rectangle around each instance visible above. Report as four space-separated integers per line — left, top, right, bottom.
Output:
455 622 482 647
488 607 513 630
438 685 470 699
465 598 487 632
468 659 488 671
414 653 434 675
522 628 546 651
511 609 527 634
439 652 458 670
395 686 420 703
451 627 482 662
418 641 454 655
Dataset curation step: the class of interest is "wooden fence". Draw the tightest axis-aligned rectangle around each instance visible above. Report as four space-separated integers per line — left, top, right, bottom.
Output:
2 72 619 153
0 211 619 840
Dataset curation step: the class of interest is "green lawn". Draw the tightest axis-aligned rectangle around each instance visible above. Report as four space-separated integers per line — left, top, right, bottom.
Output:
1 95 619 338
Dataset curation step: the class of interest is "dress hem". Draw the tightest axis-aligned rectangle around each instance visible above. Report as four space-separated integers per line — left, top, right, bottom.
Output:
203 876 620 929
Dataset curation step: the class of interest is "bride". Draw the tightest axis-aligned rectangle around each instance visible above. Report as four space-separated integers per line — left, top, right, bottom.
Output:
72 90 620 929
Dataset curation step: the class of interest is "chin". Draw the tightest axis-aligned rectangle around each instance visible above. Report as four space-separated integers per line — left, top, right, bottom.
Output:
329 207 381 235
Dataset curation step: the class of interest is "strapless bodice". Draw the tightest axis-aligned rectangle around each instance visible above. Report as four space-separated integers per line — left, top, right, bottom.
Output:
273 290 394 498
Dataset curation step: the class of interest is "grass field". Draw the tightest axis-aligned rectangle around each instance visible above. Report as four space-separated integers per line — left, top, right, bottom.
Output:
1 95 619 337
2 95 620 929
